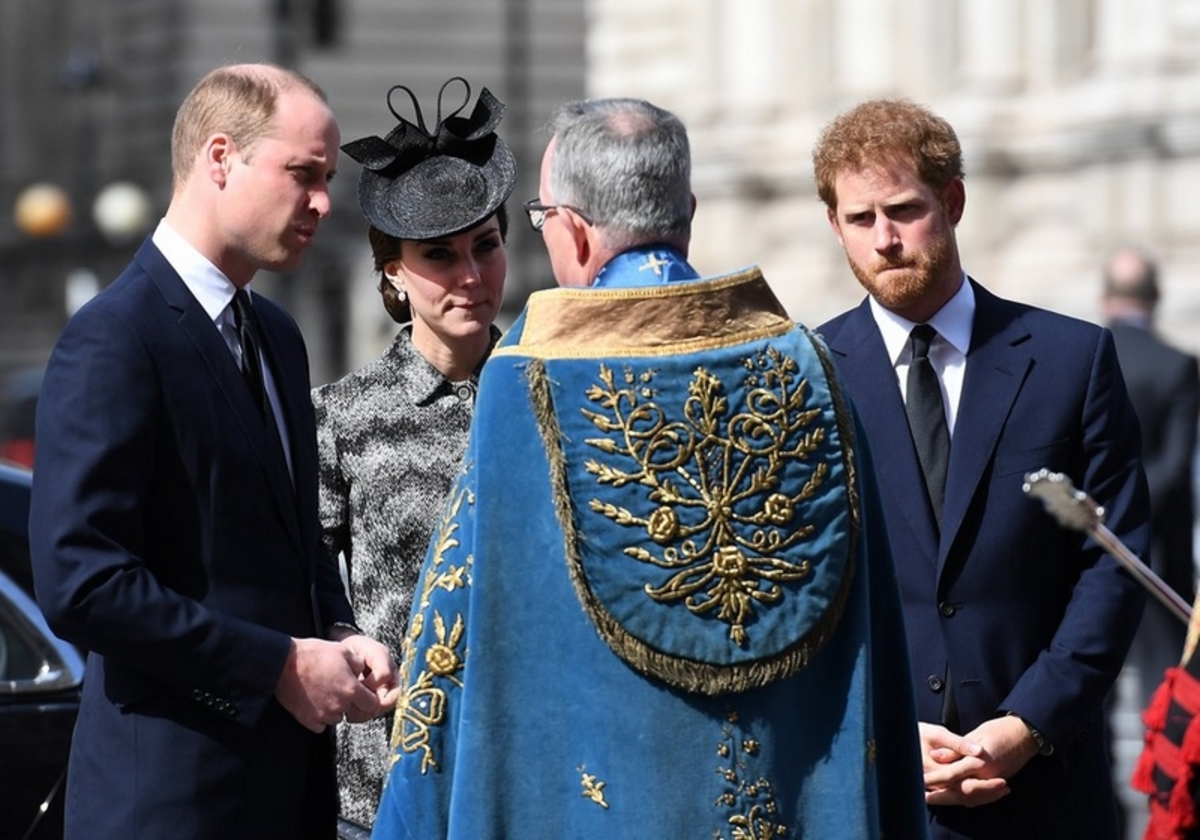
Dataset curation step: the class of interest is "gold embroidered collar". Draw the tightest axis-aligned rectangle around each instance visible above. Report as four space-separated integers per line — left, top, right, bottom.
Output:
495 268 793 359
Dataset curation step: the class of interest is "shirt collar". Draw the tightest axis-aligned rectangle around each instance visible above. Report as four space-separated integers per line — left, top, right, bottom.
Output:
869 274 975 364
152 219 245 324
592 245 700 288
388 324 500 406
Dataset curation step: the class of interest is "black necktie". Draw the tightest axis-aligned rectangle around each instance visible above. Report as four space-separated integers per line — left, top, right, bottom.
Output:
232 289 272 420
906 324 950 525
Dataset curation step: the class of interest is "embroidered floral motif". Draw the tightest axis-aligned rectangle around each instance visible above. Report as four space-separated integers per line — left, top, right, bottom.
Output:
392 482 474 774
713 710 787 839
579 768 610 809
583 348 828 645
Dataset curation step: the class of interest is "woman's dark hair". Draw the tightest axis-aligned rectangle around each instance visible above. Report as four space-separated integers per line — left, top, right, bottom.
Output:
370 203 509 324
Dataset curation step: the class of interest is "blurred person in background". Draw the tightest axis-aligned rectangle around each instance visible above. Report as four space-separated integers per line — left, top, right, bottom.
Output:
1102 246 1199 703
311 77 515 829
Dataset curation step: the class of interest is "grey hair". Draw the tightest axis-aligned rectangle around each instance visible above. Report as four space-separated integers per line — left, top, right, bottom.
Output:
546 98 691 250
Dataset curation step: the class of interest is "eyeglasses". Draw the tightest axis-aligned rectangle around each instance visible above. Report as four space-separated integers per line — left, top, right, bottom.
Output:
523 198 594 232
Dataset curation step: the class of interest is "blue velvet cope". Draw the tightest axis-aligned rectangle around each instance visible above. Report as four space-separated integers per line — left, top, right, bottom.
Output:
372 264 928 839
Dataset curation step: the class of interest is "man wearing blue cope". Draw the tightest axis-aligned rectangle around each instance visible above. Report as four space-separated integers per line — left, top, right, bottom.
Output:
373 97 928 838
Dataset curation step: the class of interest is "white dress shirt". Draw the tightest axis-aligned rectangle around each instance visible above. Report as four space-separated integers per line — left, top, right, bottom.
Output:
867 275 975 437
151 219 293 476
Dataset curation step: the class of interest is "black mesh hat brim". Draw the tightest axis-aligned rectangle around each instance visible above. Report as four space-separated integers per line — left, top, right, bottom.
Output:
356 140 517 240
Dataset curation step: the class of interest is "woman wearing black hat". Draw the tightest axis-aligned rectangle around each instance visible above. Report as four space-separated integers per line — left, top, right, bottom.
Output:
310 78 517 829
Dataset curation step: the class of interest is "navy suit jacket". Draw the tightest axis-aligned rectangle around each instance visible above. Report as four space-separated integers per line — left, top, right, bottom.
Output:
29 239 355 838
819 280 1149 839
1109 321 1198 602
1110 321 1199 709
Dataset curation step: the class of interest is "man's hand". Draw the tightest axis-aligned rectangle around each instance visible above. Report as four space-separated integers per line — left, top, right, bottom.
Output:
920 716 1039 807
335 632 402 722
274 637 385 733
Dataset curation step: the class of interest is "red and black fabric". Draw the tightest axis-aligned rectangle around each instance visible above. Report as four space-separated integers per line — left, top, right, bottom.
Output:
1135 649 1200 839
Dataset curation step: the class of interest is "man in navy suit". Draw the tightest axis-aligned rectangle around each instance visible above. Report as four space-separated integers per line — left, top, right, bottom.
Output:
29 64 398 839
814 99 1150 838
1102 247 1199 705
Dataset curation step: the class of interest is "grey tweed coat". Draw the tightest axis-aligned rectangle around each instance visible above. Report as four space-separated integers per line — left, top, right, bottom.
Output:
312 324 497 827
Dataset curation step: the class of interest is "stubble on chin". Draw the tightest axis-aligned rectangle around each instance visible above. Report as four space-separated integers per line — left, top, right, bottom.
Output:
846 232 955 315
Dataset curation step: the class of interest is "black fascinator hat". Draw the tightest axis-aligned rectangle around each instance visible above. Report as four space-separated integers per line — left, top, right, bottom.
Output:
341 78 517 241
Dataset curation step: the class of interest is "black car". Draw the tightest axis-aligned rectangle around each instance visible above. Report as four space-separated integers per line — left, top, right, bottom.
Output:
0 368 40 470
0 460 83 839
0 462 377 839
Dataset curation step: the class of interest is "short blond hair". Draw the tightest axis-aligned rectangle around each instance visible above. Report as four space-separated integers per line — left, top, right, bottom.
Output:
812 98 964 211
170 63 325 188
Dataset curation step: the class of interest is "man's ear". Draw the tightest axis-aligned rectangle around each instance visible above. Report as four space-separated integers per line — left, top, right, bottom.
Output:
943 178 966 225
205 134 234 186
566 209 592 268
826 207 845 246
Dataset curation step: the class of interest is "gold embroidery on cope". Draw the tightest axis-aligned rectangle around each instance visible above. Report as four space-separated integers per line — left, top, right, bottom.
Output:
391 483 474 773
714 709 787 839
495 269 794 361
639 252 670 277
583 348 826 646
528 331 861 695
579 768 610 809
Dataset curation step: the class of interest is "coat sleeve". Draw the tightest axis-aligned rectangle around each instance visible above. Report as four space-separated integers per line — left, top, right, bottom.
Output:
30 300 292 727
1001 327 1150 750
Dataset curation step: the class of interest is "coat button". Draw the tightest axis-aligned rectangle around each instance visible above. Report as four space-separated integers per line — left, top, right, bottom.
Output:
938 601 957 617
927 675 944 693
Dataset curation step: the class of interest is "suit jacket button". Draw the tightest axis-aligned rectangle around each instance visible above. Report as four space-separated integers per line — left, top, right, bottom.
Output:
938 601 957 617
927 675 944 693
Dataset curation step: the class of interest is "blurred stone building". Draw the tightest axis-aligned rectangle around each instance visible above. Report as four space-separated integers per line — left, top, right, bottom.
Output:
0 0 585 387
588 0 1200 355
5 0 1200 384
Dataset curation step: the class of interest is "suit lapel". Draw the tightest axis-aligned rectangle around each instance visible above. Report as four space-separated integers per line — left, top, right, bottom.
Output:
137 243 306 560
939 282 1032 574
254 299 316 511
824 300 941 563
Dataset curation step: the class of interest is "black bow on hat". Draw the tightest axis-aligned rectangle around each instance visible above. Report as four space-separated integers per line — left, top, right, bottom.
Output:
342 78 517 240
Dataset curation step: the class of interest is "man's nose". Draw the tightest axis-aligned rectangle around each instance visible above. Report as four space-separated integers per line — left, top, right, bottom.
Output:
873 218 899 252
311 187 332 218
